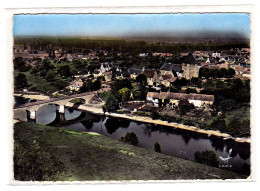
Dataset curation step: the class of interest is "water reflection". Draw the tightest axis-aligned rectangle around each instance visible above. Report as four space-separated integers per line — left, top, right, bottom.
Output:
81 115 102 130
32 107 250 175
64 108 82 120
36 104 56 124
105 117 131 134
210 136 225 152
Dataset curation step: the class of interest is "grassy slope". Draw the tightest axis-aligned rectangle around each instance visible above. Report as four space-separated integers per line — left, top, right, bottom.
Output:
13 122 247 181
14 70 57 92
225 106 250 124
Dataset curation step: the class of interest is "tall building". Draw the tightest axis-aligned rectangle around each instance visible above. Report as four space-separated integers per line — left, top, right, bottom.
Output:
181 53 199 79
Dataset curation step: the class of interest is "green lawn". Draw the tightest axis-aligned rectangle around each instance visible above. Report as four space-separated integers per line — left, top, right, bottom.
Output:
225 106 250 124
14 70 70 93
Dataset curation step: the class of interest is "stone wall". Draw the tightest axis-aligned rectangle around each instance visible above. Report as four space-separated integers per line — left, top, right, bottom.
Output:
182 63 199 79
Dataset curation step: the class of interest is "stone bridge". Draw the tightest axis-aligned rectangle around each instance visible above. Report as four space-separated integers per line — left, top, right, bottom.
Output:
13 88 109 122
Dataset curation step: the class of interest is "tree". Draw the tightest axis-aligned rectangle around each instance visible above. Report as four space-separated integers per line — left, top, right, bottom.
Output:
45 71 56 82
39 70 47 78
90 80 101 91
14 57 31 72
232 78 244 90
227 118 250 137
14 73 28 90
194 150 219 167
30 67 39 75
154 142 162 153
209 117 226 132
190 77 202 87
177 100 195 116
186 88 197 94
97 75 105 82
104 92 119 112
57 64 71 77
119 88 131 102
132 84 147 100
112 78 133 91
136 74 147 84
54 79 69 90
80 81 88 93
220 99 236 111
216 80 225 89
225 68 236 78
204 80 214 89
179 78 188 86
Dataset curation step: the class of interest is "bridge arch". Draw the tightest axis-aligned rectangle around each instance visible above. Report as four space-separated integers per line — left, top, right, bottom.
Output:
13 92 98 123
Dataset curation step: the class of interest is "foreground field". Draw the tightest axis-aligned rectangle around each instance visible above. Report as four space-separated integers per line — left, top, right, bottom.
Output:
13 122 247 181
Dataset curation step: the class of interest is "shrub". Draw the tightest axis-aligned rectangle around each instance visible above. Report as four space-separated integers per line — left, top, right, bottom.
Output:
120 132 138 146
194 150 219 167
70 98 85 104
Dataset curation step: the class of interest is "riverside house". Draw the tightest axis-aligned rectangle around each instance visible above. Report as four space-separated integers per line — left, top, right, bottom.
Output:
147 92 214 108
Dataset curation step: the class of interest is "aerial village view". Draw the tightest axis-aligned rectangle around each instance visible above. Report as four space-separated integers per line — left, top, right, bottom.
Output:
13 13 251 181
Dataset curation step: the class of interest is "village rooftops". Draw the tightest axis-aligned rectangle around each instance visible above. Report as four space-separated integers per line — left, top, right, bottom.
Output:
142 69 156 78
180 53 197 64
112 70 130 77
128 68 143 75
161 74 177 82
147 92 214 102
160 63 182 72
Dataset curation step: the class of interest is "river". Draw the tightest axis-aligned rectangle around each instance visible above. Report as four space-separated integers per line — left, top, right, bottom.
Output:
13 104 250 175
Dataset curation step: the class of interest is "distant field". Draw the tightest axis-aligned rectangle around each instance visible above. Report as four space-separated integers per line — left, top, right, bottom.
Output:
13 36 250 53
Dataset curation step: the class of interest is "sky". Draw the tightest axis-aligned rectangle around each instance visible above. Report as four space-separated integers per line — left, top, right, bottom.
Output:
13 13 250 39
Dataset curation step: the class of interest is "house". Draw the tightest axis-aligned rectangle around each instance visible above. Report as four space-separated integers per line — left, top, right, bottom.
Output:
100 62 113 73
112 70 130 80
147 92 214 108
181 53 199 79
103 71 113 81
69 78 84 91
147 92 160 106
93 69 102 78
212 51 221 58
142 69 159 86
128 68 144 79
152 52 173 57
160 63 183 77
159 74 177 87
139 53 148 57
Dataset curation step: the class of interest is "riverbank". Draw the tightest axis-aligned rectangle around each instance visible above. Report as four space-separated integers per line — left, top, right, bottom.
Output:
65 103 251 144
13 121 247 181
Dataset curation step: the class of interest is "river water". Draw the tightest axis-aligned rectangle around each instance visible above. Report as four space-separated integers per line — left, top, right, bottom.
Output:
13 104 250 175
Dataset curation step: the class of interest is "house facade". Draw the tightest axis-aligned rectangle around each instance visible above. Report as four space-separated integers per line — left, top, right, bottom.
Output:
147 92 214 108
142 69 159 86
69 78 84 91
181 53 199 79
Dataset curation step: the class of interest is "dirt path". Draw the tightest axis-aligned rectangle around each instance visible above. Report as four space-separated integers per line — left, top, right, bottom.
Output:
14 94 50 100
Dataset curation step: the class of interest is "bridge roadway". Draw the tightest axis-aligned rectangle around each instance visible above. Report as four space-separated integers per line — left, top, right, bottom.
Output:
13 88 110 121
14 88 110 110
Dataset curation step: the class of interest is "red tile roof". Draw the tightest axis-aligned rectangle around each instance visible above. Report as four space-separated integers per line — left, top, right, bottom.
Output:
147 92 214 102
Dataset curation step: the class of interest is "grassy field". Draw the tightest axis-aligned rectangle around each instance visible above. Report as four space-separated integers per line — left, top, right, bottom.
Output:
225 106 250 124
13 122 247 181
